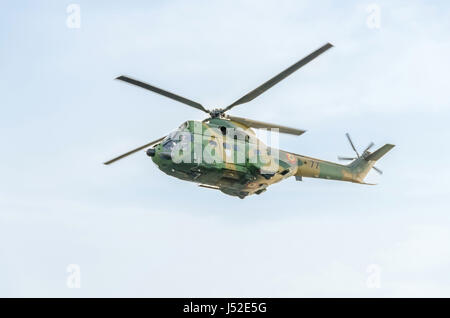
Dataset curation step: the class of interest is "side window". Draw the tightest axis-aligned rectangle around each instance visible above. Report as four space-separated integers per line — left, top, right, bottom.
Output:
223 143 238 151
209 139 218 156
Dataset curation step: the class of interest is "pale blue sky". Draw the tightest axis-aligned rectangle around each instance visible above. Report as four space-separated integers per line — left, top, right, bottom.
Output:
1 0 450 297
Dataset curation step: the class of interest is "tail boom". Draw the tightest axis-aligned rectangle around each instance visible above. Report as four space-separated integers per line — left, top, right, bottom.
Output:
292 143 395 184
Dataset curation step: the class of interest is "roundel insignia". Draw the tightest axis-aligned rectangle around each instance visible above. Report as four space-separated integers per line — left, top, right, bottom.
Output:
286 153 296 164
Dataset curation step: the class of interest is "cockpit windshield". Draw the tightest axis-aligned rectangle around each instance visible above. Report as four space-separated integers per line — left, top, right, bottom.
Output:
162 125 191 151
162 139 176 150
167 130 179 140
163 122 188 143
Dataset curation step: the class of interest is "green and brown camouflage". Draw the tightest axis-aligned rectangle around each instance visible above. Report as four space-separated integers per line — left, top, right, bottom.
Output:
149 119 395 199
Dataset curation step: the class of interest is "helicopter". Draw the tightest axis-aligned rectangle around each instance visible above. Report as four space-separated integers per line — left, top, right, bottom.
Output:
104 43 395 199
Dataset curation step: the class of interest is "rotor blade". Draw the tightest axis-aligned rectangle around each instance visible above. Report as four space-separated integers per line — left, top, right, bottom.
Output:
337 156 356 161
222 43 333 112
372 166 383 175
227 115 306 136
104 136 166 165
363 142 375 153
116 76 209 113
345 133 360 158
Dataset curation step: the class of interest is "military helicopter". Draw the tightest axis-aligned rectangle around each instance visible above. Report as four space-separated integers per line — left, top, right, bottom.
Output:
104 43 394 199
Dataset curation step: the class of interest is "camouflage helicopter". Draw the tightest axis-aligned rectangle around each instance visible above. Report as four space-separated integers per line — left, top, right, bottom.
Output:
104 43 394 199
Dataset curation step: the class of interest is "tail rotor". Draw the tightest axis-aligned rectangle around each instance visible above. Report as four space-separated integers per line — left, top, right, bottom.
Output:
338 133 383 175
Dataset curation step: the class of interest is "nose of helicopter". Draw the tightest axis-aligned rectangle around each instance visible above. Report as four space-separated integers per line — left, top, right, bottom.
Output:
146 148 156 157
147 144 172 161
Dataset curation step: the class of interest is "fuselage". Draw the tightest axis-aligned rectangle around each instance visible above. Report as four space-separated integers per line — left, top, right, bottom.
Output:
148 119 371 199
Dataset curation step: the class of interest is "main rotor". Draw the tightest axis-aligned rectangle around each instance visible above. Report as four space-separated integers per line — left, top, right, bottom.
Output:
115 42 333 136
208 108 227 118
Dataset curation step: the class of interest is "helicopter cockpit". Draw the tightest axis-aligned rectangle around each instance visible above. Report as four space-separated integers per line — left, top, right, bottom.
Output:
160 122 190 151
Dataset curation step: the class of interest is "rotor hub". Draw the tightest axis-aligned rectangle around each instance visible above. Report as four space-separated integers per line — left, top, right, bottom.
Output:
209 108 226 118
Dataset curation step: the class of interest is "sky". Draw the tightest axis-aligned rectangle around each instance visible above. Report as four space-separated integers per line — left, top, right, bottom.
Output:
1 0 450 297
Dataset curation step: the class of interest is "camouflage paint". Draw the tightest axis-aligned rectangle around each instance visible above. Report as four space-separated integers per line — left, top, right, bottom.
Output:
150 119 394 199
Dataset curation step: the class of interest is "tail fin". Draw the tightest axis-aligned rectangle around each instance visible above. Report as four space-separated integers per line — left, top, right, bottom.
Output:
365 144 395 162
350 144 395 183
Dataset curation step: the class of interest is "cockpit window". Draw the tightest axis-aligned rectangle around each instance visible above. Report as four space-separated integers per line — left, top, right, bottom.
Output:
167 130 178 140
178 122 188 130
162 140 176 150
162 130 192 150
